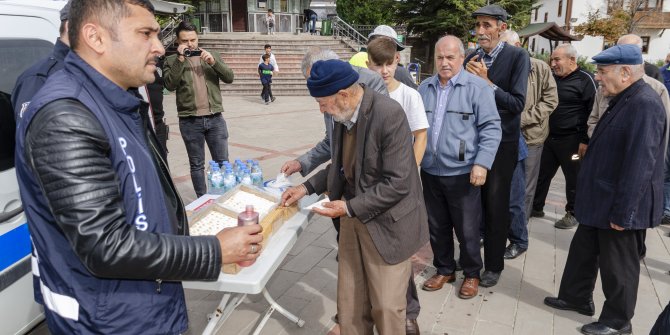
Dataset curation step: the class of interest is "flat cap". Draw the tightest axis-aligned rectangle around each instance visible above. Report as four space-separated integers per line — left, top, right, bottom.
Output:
472 4 509 22
591 44 642 65
368 25 406 51
60 1 70 21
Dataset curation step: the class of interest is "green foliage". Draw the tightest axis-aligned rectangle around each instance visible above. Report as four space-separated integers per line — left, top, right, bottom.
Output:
336 0 398 25
573 9 629 44
393 0 537 44
577 56 596 74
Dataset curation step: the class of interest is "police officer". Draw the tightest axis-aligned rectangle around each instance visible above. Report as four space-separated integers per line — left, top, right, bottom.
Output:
12 1 71 118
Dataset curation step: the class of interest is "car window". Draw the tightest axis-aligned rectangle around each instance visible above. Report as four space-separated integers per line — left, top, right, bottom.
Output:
0 39 53 172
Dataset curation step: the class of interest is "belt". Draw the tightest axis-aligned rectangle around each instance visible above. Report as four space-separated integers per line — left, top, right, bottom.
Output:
180 113 221 119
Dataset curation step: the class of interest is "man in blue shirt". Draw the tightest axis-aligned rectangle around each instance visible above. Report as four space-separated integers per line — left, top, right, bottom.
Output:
419 35 501 299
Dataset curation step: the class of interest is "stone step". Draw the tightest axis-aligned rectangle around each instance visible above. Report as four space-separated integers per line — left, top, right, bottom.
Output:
221 88 310 96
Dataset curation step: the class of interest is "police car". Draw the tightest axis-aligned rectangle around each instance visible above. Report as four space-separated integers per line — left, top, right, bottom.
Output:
0 1 65 333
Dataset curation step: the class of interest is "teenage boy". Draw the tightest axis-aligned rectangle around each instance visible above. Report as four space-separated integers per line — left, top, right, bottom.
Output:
366 37 428 165
259 54 274 104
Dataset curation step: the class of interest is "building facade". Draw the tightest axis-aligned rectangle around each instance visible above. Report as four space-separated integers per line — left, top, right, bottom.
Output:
528 0 670 62
192 0 311 33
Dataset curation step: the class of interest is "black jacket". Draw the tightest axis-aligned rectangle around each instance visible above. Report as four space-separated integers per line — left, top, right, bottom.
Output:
550 67 597 143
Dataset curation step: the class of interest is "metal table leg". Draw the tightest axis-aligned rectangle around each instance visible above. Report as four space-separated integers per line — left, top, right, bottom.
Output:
201 292 247 335
251 288 305 335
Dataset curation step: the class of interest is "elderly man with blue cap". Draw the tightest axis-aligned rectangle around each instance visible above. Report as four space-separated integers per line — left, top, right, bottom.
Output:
281 59 429 334
544 44 666 335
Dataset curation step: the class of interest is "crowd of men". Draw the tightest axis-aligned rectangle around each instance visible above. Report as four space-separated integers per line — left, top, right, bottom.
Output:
8 0 670 334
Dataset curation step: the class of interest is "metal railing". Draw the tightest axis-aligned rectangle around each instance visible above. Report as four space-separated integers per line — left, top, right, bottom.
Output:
350 24 407 39
331 16 368 52
160 16 180 48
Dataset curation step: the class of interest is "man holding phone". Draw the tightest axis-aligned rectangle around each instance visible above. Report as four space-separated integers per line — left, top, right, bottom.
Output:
164 21 234 198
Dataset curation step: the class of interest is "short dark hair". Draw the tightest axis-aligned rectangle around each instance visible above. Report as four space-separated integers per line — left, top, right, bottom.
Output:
59 20 67 37
262 54 270 61
267 9 273 13
68 0 154 50
367 37 397 65
175 21 197 39
264 44 272 49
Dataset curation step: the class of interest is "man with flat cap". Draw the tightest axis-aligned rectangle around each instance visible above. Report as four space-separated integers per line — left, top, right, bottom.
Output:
544 44 666 335
464 4 530 287
281 59 429 334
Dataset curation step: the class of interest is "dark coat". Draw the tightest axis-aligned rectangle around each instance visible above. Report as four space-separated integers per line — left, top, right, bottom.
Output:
306 86 429 264
574 79 666 230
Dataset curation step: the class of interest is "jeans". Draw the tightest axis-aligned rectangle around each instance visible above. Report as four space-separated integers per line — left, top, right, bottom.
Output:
309 14 317 34
179 114 229 197
508 158 528 248
261 82 273 102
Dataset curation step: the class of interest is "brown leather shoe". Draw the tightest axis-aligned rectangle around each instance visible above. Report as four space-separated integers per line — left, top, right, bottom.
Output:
422 273 455 291
458 277 479 299
406 318 420 335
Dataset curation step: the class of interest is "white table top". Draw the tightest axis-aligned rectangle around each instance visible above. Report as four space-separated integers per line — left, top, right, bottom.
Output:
182 193 319 294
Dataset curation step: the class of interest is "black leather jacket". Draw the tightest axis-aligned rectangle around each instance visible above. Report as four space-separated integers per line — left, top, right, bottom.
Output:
24 99 222 280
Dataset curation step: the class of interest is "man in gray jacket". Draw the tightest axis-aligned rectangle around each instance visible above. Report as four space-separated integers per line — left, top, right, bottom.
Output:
281 59 429 335
279 47 424 334
418 36 501 299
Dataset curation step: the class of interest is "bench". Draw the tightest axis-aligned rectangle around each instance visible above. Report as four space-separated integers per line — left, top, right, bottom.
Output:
201 26 209 34
294 27 303 35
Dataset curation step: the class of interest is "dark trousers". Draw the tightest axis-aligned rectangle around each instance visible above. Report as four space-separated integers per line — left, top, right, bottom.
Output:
533 134 581 213
482 141 518 272
179 114 229 197
422 171 483 278
508 158 528 248
261 82 273 102
333 218 421 319
558 225 644 329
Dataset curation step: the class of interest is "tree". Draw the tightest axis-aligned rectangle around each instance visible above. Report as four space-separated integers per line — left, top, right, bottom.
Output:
336 0 398 25
574 0 662 44
394 0 537 44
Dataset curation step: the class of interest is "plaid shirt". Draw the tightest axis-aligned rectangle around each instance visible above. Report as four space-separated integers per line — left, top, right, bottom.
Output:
477 41 506 68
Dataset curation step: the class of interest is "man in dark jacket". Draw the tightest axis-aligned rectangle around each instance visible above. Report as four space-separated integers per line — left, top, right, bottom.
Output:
464 4 530 288
544 44 666 335
12 1 71 119
14 1 262 333
532 43 596 229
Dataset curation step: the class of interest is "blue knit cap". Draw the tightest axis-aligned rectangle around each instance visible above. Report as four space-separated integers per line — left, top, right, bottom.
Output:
307 60 360 97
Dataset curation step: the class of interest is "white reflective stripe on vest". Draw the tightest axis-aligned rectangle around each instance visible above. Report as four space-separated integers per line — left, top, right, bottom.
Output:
31 255 39 276
40 280 79 320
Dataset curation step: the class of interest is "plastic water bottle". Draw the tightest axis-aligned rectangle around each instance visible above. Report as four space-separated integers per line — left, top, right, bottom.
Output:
237 205 259 267
223 168 236 192
210 166 224 195
251 162 263 187
206 160 217 187
241 168 252 185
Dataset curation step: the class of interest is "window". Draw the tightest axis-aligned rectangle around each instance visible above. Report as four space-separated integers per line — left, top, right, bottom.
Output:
534 8 538 21
544 12 548 22
558 0 563 17
280 0 288 12
531 38 536 53
641 36 650 53
0 39 54 172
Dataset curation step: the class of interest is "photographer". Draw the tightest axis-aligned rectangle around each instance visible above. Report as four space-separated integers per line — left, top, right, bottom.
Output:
164 21 234 198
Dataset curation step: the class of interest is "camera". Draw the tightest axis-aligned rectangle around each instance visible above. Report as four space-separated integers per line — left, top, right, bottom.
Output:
183 49 202 57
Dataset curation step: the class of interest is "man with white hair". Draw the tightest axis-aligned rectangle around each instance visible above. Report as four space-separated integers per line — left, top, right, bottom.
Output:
544 44 666 335
586 34 670 230
531 43 596 229
499 30 558 259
